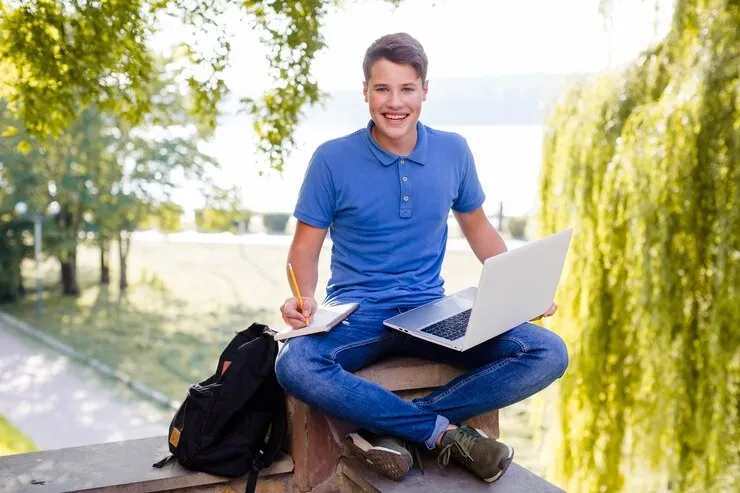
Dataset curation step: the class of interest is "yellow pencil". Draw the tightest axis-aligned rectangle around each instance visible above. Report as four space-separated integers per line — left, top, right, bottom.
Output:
287 262 306 317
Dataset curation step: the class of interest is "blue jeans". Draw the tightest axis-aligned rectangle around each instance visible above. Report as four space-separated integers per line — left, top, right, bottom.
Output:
275 306 568 450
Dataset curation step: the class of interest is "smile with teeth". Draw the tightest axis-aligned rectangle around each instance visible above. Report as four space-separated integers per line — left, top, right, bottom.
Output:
384 113 408 121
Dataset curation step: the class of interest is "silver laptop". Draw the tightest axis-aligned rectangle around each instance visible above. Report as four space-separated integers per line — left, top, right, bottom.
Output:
383 227 574 351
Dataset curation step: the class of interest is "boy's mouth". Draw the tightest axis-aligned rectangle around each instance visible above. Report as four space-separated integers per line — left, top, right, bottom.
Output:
383 113 409 124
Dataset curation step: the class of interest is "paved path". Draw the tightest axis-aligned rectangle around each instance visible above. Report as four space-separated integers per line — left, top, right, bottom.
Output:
0 320 170 452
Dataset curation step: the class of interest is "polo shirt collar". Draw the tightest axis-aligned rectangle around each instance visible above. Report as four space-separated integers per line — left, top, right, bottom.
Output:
364 120 428 166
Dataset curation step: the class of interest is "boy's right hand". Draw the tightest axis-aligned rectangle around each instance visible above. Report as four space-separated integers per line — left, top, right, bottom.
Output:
280 296 318 329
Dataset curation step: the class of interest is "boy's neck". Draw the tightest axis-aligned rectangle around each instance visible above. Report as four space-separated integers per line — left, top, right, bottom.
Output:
371 125 417 156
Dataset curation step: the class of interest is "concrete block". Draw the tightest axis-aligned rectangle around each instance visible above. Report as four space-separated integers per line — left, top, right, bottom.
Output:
341 455 565 493
0 436 293 493
285 357 501 491
353 357 465 392
287 397 350 492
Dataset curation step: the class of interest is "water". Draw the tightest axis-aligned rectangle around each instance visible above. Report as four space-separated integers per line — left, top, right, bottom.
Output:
198 122 545 218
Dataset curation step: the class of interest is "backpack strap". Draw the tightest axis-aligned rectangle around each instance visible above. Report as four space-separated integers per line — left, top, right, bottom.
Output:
152 455 174 468
245 466 260 493
261 400 287 467
244 377 286 493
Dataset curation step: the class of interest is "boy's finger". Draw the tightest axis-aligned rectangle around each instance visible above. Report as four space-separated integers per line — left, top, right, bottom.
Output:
285 316 307 328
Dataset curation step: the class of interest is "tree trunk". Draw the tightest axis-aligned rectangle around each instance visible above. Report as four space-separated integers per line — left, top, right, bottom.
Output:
118 231 129 292
99 238 110 285
56 204 80 296
60 247 80 296
14 250 25 298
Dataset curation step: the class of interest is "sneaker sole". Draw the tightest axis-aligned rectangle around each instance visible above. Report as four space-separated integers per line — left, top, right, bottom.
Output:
483 444 515 483
346 433 411 481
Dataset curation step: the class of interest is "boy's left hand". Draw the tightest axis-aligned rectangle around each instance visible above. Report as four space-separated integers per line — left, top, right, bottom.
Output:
531 302 557 321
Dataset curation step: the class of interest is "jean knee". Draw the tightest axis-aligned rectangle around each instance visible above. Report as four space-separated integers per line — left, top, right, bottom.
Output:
545 330 569 379
274 340 311 394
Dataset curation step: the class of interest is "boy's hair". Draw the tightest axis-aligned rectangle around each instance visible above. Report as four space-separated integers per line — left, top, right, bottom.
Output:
363 33 428 82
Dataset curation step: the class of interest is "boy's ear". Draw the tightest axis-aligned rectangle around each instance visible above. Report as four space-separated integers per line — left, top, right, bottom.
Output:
362 81 368 102
422 80 429 101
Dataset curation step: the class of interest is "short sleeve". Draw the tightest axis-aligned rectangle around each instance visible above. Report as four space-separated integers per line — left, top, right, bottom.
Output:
452 140 486 213
293 150 336 228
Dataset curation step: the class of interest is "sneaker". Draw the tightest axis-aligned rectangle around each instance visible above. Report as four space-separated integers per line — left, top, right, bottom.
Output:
436 425 514 483
346 432 413 481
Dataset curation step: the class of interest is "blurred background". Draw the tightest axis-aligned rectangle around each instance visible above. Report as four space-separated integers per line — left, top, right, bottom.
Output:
0 1 737 492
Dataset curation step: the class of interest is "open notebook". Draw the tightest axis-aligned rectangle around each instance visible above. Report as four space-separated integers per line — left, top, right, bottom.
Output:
273 302 359 341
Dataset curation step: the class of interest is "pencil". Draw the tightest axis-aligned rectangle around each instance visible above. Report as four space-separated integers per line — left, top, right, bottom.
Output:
287 262 304 312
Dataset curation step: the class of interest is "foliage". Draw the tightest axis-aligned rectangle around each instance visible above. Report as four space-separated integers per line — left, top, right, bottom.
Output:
0 415 36 456
262 212 290 233
0 214 30 303
240 0 329 170
0 56 221 297
194 207 251 233
0 0 403 172
538 0 739 491
506 216 528 240
0 0 154 137
139 202 185 232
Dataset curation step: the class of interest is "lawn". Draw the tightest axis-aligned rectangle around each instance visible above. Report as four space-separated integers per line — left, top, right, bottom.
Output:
4 235 557 475
0 416 37 456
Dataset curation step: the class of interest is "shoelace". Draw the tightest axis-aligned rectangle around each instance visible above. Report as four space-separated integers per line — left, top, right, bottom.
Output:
437 428 477 470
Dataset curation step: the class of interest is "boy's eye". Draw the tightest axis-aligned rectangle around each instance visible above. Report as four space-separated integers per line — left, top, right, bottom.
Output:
403 87 414 93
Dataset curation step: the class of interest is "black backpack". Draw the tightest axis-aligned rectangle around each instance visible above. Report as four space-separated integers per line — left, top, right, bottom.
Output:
153 323 287 493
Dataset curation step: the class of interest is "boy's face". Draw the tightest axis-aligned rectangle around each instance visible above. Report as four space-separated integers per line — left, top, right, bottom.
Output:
363 58 428 147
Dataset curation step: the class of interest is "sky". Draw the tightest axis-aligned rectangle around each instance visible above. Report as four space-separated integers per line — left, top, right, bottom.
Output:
155 0 674 216
214 0 672 95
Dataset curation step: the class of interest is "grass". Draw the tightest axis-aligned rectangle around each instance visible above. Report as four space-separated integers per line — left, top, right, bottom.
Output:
4 236 558 476
6 241 284 400
0 416 37 456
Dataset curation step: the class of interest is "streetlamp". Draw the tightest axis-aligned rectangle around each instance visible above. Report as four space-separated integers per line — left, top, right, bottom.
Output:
14 201 60 317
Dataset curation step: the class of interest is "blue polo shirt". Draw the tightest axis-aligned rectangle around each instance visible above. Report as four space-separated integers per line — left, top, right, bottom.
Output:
293 120 485 309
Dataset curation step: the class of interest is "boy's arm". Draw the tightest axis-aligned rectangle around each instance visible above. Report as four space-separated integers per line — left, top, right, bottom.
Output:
287 220 328 298
453 207 507 263
455 207 558 318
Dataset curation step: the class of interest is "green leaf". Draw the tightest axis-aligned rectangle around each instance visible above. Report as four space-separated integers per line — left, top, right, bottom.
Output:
1 125 18 137
15 139 31 155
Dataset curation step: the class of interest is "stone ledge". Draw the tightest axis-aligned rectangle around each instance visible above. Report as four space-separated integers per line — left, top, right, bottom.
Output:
341 456 565 493
353 357 465 392
0 436 293 493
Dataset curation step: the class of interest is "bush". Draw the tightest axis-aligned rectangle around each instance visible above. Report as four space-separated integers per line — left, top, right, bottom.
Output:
262 213 291 234
195 208 252 233
506 216 528 240
1 415 37 455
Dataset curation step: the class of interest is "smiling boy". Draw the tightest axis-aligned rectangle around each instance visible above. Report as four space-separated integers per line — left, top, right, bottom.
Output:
275 32 568 483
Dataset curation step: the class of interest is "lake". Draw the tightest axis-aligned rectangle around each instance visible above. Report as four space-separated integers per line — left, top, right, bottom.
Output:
198 121 545 218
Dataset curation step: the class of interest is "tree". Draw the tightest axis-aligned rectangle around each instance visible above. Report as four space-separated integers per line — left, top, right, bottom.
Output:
0 213 31 302
0 0 397 171
0 100 54 300
538 0 738 491
139 202 185 232
1 48 222 295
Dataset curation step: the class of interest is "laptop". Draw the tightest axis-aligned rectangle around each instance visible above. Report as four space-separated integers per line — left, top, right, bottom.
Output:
383 227 574 351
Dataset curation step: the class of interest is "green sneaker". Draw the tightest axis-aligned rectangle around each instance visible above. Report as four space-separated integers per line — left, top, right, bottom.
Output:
437 425 514 482
346 433 414 481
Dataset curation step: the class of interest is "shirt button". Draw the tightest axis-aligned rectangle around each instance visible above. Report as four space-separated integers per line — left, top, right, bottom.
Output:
402 176 408 182
403 195 409 201
399 159 405 164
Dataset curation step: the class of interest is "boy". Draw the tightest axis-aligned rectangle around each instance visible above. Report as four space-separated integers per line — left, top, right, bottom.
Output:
275 32 567 483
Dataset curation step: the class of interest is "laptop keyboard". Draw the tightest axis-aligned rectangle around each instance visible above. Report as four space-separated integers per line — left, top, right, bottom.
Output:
421 309 471 341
